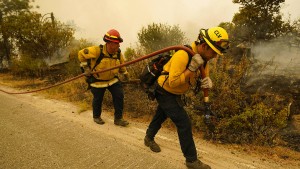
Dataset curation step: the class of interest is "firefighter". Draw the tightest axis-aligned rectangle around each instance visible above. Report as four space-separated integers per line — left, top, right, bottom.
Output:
78 29 130 126
144 27 229 169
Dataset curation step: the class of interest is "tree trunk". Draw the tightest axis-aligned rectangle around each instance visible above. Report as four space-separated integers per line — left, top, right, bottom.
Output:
0 11 11 68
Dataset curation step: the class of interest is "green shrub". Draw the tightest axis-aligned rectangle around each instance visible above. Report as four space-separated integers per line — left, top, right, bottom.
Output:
10 55 48 78
217 102 288 145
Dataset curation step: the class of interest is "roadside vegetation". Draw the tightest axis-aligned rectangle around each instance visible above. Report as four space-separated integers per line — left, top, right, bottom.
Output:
0 0 299 161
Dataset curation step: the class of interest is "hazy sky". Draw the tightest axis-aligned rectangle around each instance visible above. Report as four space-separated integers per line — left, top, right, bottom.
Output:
34 0 300 50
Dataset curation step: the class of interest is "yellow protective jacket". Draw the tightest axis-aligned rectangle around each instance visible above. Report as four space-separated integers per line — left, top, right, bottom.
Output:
78 44 128 88
157 42 209 95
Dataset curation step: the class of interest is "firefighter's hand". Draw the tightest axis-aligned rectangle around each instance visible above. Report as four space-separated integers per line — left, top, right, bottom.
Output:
83 66 92 77
123 73 130 82
201 77 213 89
188 54 204 72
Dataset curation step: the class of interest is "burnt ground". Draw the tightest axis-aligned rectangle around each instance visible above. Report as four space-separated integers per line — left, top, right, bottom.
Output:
242 75 300 152
281 117 300 152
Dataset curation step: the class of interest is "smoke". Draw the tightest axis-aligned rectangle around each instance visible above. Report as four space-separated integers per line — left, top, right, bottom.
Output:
251 37 300 79
45 48 70 66
33 0 240 50
244 36 300 94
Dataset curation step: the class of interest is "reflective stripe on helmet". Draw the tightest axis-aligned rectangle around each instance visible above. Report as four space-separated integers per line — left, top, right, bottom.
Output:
103 29 123 43
105 33 119 39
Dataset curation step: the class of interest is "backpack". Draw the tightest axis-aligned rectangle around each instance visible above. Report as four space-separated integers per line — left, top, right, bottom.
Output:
82 44 121 89
139 45 193 100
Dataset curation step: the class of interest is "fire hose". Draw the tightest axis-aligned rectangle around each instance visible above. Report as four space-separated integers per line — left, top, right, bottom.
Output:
0 45 208 99
0 45 216 132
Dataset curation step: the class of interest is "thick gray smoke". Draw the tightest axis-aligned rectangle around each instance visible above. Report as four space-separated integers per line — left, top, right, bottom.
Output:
244 36 300 95
251 39 300 79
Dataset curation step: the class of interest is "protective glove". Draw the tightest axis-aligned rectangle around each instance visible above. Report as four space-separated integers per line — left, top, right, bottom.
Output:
201 77 213 89
124 73 130 82
188 54 204 72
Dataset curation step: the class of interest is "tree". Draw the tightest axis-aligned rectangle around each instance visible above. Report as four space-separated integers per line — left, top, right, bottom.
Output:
0 0 32 67
8 11 75 78
14 12 75 61
232 0 293 43
137 23 188 54
0 0 75 72
124 47 136 61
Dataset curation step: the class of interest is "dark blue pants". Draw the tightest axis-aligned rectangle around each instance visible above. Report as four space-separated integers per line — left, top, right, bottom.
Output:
146 87 198 162
91 81 124 119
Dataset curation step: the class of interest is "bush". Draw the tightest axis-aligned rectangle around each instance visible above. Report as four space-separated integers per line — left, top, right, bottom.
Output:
10 55 48 78
217 102 288 145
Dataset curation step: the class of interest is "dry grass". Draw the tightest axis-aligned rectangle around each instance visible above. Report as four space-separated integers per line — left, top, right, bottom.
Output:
234 144 300 164
0 73 46 88
0 73 91 113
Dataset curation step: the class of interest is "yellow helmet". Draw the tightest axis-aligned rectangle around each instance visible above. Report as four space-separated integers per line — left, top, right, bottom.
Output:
198 27 229 55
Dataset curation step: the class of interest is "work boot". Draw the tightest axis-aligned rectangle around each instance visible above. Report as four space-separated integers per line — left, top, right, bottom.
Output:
114 118 129 127
186 159 211 169
144 135 161 152
93 117 105 125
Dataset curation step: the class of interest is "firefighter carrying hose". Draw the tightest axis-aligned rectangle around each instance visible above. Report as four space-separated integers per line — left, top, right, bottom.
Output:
144 27 229 169
78 29 130 126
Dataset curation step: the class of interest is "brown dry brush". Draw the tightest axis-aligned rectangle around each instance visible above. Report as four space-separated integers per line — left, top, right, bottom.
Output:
199 56 289 145
123 53 158 118
122 53 291 146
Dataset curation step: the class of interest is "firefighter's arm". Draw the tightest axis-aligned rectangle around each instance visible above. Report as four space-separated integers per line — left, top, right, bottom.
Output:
118 53 130 81
78 46 98 63
168 51 190 88
78 46 98 76
118 53 128 73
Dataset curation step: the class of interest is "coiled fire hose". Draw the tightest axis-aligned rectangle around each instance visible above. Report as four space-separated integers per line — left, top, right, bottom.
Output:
0 45 209 102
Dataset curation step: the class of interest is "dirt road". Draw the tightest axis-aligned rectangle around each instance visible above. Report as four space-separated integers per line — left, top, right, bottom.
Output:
0 86 299 169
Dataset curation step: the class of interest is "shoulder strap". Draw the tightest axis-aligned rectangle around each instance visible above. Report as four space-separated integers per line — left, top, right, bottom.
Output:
117 48 121 60
91 45 104 71
184 44 193 69
162 45 192 75
87 59 91 69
